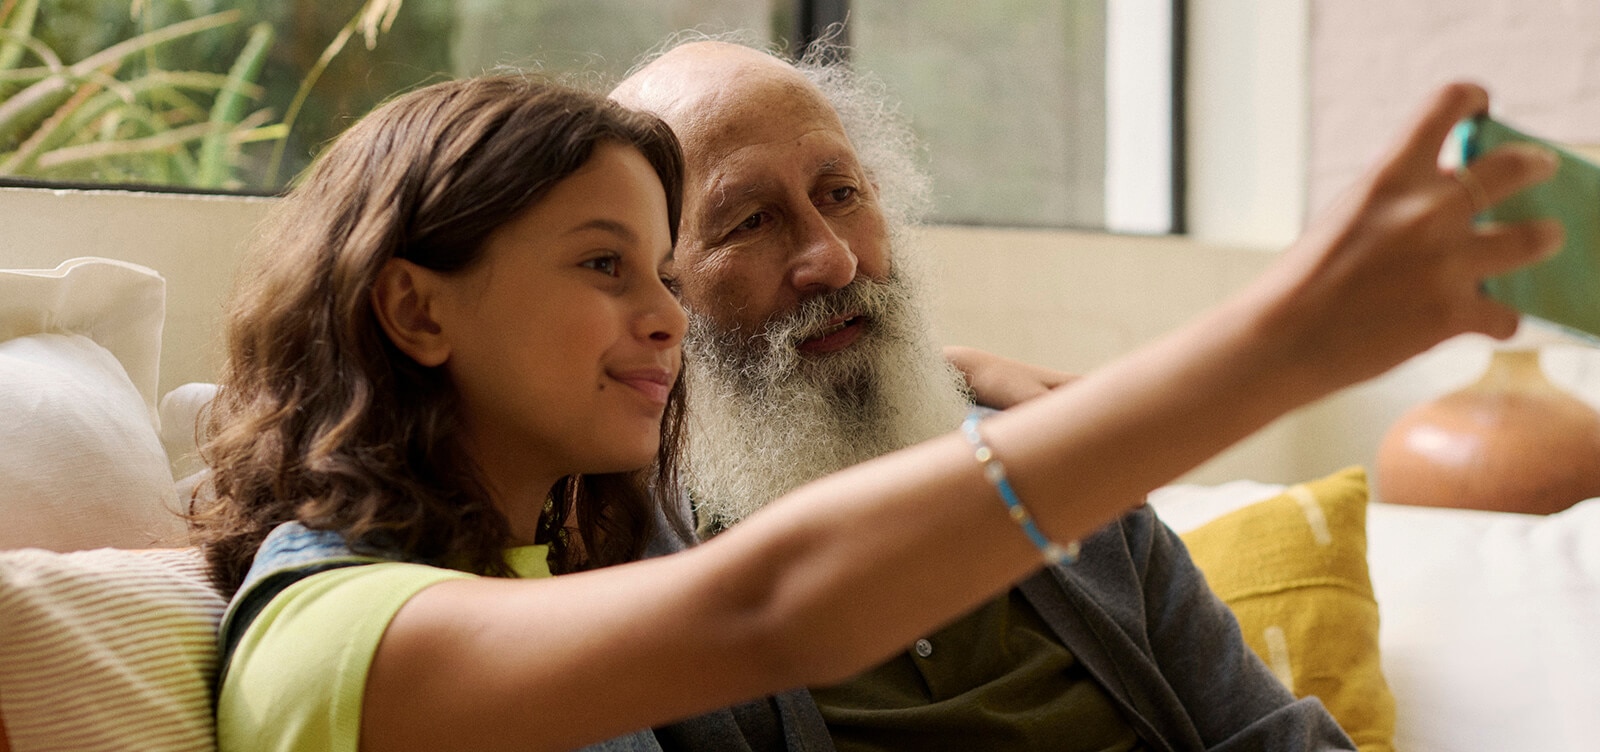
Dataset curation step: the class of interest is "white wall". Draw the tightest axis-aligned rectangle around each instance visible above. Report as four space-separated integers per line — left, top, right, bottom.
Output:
922 225 1302 484
1309 1 1600 216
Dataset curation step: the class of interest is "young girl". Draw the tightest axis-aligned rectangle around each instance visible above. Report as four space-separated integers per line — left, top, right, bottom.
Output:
193 74 1557 752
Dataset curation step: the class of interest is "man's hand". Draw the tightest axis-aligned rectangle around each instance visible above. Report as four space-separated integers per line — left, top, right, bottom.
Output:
943 345 1076 409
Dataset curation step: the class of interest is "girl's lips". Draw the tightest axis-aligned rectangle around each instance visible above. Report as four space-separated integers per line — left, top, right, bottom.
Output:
611 368 674 405
797 315 865 355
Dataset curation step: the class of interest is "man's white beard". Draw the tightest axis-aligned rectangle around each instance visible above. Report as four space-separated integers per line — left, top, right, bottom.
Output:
681 266 972 532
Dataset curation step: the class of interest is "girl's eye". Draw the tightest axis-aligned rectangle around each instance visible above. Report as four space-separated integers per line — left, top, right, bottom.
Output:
582 255 620 276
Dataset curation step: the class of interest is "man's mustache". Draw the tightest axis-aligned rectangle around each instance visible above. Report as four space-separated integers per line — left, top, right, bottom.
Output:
757 275 903 351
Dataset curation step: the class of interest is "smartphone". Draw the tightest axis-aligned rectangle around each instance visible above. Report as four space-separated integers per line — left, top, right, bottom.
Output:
1456 115 1600 343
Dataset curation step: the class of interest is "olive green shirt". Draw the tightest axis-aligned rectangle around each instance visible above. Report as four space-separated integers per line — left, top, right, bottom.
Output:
811 588 1145 752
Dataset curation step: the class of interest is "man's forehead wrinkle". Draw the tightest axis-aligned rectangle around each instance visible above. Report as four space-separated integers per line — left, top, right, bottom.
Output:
677 95 842 175
692 136 845 227
705 146 850 197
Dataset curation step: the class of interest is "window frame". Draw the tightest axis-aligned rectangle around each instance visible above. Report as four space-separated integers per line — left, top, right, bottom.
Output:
4 0 1185 236
798 0 1184 234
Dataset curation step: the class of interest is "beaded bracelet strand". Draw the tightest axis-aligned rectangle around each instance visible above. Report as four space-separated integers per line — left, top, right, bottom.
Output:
960 410 1081 566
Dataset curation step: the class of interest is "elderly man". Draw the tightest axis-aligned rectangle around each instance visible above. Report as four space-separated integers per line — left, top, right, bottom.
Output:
613 39 1353 750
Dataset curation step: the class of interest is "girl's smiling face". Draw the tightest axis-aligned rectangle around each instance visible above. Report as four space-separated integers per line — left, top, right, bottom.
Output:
425 141 685 499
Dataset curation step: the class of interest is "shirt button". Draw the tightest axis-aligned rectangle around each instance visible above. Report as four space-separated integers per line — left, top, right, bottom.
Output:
913 638 933 658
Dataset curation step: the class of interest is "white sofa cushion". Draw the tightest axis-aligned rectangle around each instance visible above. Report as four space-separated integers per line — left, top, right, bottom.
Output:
1367 500 1600 752
0 333 184 550
160 381 220 482
0 258 181 551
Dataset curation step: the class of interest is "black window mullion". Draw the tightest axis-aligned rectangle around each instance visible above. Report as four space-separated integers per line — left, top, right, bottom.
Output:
793 0 851 60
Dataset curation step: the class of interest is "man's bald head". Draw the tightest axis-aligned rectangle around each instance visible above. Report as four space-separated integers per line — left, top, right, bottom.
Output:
612 41 844 165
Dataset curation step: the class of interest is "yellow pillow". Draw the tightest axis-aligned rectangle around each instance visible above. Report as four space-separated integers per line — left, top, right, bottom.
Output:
1180 466 1395 752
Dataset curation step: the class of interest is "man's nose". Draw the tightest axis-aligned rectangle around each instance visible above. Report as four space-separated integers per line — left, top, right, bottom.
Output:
788 210 858 293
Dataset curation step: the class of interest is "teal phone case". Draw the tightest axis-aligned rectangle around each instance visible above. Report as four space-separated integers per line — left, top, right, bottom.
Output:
1456 115 1600 343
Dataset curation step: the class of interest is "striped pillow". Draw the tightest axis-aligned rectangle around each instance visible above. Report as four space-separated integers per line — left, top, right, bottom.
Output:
0 547 225 752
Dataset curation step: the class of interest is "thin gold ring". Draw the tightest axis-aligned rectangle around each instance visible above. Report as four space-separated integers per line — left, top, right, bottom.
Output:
1453 166 1490 214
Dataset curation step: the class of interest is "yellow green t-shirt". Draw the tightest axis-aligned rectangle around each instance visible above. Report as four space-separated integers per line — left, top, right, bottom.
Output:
215 545 550 752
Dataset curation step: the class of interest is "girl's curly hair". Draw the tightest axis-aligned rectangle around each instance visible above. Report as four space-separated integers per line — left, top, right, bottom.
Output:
190 75 688 595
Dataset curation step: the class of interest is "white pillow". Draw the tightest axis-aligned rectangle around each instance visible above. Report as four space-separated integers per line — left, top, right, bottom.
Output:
0 333 183 550
0 546 225 752
0 257 165 419
0 258 181 551
1367 500 1600 752
159 382 219 481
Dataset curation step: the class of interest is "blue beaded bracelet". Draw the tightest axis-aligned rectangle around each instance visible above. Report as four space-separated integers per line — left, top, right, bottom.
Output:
960 410 1080 566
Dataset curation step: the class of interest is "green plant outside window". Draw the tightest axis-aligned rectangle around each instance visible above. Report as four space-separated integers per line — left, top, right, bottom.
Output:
1 0 464 192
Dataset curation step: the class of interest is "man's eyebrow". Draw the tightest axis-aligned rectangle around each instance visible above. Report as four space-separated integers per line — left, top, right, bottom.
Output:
709 176 773 206
705 157 855 211
695 178 765 230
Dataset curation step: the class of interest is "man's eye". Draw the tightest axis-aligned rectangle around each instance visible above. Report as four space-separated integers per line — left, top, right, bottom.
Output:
660 274 681 297
735 212 767 232
582 255 620 276
826 186 856 203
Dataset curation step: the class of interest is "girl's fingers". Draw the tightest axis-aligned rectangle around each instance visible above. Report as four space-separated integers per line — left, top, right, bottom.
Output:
1467 217 1564 280
1390 82 1490 173
1451 218 1561 340
1460 295 1524 341
1455 142 1561 214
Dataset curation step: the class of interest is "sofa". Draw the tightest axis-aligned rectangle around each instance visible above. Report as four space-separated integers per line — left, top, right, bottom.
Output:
2 253 1598 752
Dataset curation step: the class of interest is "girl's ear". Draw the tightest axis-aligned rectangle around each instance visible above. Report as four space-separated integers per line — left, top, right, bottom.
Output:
372 258 451 367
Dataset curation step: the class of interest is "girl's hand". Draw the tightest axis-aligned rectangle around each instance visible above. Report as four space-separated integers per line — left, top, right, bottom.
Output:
1240 82 1562 394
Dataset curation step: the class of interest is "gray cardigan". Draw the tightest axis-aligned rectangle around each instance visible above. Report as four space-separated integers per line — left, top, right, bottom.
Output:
650 504 1355 751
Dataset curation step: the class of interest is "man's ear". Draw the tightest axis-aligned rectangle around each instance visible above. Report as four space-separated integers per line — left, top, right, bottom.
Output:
371 258 451 367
